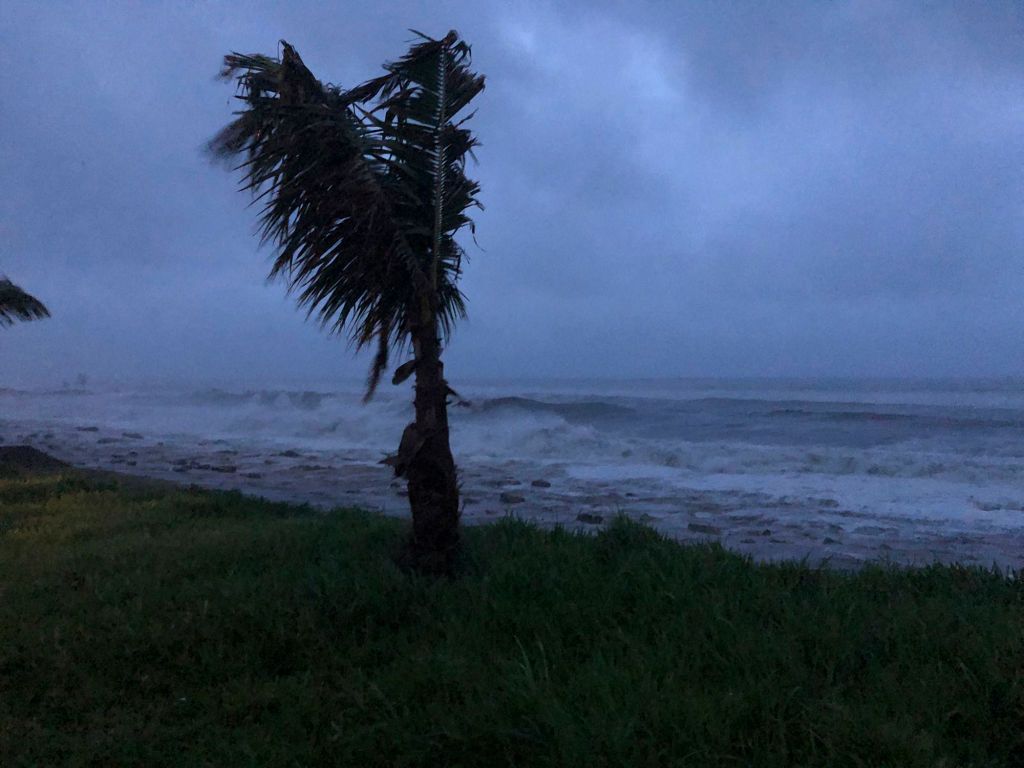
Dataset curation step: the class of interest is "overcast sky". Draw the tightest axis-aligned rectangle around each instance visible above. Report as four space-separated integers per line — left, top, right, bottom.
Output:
1 1 1022 387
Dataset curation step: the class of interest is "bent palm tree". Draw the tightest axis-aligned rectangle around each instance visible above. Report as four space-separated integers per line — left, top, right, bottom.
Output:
0 277 49 327
211 31 484 573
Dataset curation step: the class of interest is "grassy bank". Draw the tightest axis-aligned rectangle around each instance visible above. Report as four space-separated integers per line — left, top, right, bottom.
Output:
1 462 1022 767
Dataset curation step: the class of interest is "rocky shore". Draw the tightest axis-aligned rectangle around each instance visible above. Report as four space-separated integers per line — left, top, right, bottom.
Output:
4 419 1022 571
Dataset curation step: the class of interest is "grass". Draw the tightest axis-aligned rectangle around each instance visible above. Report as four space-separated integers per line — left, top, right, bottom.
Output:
1 468 1022 767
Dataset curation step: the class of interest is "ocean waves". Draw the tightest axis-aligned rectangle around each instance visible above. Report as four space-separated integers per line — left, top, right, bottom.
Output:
3 378 1024 533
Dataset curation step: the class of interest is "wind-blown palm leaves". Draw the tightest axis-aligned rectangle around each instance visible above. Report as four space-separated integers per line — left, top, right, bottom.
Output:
209 31 483 398
0 277 50 327
211 31 484 573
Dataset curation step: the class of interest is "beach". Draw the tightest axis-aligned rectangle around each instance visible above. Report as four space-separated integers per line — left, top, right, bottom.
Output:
3 377 1023 570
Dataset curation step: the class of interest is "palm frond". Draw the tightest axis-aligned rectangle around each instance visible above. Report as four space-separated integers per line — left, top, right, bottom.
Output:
0 277 50 327
210 33 483 398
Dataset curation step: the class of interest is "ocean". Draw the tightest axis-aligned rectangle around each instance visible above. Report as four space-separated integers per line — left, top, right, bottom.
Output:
3 377 1023 569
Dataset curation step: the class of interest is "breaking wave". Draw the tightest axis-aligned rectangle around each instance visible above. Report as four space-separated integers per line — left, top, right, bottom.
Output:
4 378 1024 516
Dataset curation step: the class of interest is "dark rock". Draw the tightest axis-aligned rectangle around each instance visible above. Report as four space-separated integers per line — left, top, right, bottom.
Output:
728 514 765 524
276 449 302 458
174 460 214 471
972 500 1002 512
688 522 721 536
242 472 263 479
759 529 772 536
96 437 119 444
209 465 237 474
853 525 890 536
530 479 552 488
823 536 840 544
500 492 526 504
76 426 99 432
122 432 144 440
576 512 604 525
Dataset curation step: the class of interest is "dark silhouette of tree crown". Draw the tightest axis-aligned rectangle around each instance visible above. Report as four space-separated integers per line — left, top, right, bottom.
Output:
209 31 484 398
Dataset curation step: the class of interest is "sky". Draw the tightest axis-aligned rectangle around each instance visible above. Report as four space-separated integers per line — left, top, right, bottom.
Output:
1 0 1022 387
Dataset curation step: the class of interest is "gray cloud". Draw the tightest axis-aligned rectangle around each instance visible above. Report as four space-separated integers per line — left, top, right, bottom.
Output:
1 0 1021 386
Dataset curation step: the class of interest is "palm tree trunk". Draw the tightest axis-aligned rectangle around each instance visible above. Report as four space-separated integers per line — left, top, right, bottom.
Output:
405 320 460 574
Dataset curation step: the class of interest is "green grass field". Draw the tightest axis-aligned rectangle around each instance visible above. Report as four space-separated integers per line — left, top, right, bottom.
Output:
1 464 1022 767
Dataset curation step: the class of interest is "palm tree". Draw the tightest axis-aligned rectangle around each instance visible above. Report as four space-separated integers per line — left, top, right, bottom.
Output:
0 277 49 327
210 31 484 574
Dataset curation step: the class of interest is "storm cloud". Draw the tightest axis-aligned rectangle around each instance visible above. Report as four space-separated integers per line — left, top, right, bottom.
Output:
1 1 1021 386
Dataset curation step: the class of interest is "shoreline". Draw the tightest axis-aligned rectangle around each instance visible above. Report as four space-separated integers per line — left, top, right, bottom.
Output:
4 426 1022 572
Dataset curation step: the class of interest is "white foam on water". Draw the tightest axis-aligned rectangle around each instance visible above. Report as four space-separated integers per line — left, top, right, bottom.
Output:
3 377 1023 567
